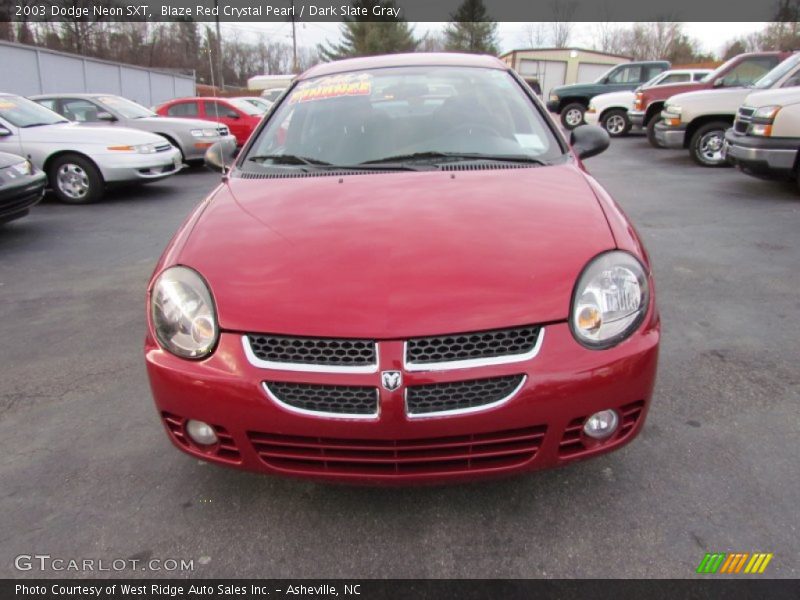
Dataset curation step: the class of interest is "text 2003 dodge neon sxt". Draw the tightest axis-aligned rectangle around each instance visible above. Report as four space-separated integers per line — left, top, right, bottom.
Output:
145 53 660 484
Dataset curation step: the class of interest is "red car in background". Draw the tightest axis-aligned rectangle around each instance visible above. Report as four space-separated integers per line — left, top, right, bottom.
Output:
145 53 659 485
154 97 262 146
629 51 789 147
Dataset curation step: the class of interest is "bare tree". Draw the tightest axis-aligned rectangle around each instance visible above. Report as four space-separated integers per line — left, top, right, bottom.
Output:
549 0 577 48
518 23 550 48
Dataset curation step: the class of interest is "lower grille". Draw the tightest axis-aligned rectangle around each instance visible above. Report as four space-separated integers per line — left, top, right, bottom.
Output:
162 412 242 462
247 425 547 476
263 381 379 417
558 400 645 458
406 374 525 416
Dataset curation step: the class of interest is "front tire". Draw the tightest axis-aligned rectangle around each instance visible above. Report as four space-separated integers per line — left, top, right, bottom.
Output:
560 103 585 130
690 122 730 167
601 109 631 137
48 154 103 204
646 117 664 148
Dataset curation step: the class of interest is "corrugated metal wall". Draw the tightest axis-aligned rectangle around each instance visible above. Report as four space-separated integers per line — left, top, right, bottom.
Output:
0 41 195 106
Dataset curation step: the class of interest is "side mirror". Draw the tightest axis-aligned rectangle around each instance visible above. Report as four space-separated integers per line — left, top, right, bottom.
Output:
713 78 724 88
570 125 610 160
0 126 11 137
204 138 238 173
97 111 116 122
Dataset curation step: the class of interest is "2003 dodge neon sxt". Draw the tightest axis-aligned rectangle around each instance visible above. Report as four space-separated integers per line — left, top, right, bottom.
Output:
145 53 660 484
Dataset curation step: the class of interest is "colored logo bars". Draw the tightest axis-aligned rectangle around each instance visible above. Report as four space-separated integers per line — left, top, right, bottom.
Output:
696 552 774 574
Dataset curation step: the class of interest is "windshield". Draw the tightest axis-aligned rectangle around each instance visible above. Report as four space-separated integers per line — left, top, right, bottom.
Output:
0 95 68 127
228 98 263 116
244 66 562 168
752 53 800 89
700 56 741 83
96 95 155 119
593 66 617 83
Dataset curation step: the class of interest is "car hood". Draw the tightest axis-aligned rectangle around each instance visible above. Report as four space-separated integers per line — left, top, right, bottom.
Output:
137 116 225 130
19 122 166 144
177 165 617 339
551 83 598 96
742 87 800 108
642 81 703 99
667 87 752 110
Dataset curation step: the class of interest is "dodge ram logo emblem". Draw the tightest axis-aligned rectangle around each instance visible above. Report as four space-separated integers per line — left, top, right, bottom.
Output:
381 371 402 391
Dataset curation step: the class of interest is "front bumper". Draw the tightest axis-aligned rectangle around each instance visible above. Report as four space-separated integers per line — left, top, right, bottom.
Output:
654 122 686 148
723 130 799 176
584 109 600 127
0 171 46 223
546 99 559 113
97 146 183 183
146 314 660 485
628 110 645 128
182 134 238 161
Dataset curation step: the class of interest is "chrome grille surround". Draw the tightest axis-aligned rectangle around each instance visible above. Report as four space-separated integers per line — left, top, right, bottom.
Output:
262 382 379 419
404 327 545 372
405 374 527 418
243 335 378 374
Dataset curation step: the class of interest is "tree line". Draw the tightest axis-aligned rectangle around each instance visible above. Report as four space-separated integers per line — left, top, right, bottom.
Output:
2 0 800 88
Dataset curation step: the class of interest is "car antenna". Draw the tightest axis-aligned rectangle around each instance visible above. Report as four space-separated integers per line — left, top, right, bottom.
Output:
207 42 228 177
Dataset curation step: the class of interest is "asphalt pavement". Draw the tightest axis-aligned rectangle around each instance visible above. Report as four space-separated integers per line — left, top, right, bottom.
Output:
1 138 798 578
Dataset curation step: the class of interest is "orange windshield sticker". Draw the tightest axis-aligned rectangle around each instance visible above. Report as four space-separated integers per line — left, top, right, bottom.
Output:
289 74 372 104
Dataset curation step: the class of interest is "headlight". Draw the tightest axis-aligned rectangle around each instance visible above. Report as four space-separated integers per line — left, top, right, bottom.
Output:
107 143 160 154
571 251 649 349
150 266 218 359
7 160 32 177
664 105 681 116
191 128 219 138
748 123 773 137
549 94 558 102
753 105 781 120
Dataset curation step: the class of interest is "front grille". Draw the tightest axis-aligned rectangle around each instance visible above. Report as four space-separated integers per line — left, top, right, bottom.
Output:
406 325 541 367
558 400 645 458
162 412 242 462
734 106 754 134
154 143 172 152
247 425 547 476
406 374 525 416
217 126 229 136
264 381 378 416
246 334 376 369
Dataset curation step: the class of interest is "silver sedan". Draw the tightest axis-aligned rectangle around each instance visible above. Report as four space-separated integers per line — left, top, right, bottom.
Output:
30 93 237 163
0 93 182 204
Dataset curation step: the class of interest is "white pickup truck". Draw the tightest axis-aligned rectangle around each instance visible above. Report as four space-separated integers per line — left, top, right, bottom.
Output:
724 87 800 187
654 52 800 166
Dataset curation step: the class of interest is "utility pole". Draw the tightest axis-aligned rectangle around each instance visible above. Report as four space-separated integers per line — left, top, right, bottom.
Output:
290 0 298 73
214 0 224 90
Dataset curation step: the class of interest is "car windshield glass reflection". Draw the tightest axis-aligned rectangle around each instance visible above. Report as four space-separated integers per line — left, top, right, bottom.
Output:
245 66 562 169
0 96 68 127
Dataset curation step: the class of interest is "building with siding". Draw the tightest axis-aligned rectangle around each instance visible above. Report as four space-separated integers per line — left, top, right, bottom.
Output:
0 40 195 107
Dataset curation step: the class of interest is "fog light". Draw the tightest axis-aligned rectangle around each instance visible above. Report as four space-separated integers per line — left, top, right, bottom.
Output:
583 410 618 439
186 420 218 446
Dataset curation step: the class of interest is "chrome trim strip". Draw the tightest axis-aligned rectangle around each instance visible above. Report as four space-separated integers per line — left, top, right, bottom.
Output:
242 335 379 374
261 382 379 420
403 328 545 372
405 375 527 419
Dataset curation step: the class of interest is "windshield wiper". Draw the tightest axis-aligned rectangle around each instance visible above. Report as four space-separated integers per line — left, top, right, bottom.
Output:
361 152 547 166
248 154 333 166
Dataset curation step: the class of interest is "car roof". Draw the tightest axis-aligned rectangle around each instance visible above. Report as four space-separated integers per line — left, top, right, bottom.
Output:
29 93 113 99
300 53 507 80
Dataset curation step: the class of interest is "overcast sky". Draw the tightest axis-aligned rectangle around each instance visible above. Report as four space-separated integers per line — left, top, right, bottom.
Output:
213 21 768 59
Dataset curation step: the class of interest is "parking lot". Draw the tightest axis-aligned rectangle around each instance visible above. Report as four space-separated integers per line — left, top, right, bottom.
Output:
1 135 798 579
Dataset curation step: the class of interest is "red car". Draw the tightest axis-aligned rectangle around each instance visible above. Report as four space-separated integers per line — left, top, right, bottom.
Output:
145 53 660 484
154 96 262 146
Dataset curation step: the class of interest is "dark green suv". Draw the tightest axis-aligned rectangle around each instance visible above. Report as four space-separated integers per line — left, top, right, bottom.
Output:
546 60 670 129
